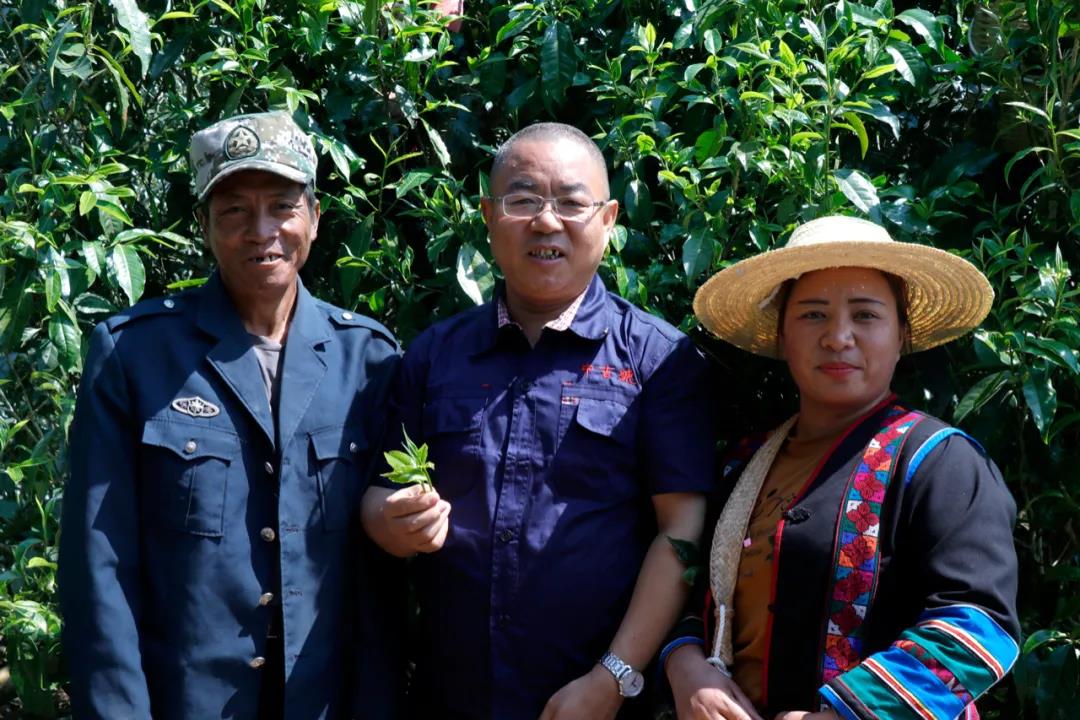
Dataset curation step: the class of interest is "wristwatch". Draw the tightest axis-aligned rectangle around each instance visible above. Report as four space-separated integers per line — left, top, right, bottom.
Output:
599 651 644 698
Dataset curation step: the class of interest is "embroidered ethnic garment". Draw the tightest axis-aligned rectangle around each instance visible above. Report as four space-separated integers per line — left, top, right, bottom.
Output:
820 406 924 684
821 604 1019 720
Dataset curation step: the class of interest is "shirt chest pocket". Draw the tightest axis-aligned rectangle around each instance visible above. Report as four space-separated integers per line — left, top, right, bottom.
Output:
421 393 486 498
140 421 238 537
309 425 367 532
555 387 639 501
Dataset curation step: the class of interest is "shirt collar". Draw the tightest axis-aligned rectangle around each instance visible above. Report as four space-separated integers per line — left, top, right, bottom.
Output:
478 274 612 353
497 287 588 333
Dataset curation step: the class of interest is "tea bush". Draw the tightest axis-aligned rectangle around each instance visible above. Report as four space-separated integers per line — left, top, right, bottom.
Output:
0 0 1076 717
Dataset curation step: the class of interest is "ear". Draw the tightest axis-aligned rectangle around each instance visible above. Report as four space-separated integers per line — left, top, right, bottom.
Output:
600 199 619 240
196 207 210 245
480 195 495 229
310 198 321 241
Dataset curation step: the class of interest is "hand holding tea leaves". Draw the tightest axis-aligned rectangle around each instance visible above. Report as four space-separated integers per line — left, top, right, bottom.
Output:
382 428 435 492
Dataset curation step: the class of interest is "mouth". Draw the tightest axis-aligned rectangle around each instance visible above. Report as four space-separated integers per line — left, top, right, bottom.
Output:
819 362 860 376
249 253 284 265
528 247 564 260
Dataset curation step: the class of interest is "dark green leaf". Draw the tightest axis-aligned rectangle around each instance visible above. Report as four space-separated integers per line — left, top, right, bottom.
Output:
681 229 714 282
106 244 145 307
47 313 81 371
834 169 880 214
540 21 575 108
1022 369 1057 436
896 9 943 54
422 119 450 168
456 244 494 306
954 371 1011 424
109 0 153 76
666 536 700 565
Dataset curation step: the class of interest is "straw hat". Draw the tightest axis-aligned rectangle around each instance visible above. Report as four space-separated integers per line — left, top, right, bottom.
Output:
693 215 994 358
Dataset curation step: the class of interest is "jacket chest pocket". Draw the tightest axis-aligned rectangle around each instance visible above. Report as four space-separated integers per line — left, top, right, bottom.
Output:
310 425 366 532
141 421 238 537
555 387 639 500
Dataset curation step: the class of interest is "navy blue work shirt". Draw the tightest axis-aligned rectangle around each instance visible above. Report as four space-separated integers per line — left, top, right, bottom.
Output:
383 275 715 719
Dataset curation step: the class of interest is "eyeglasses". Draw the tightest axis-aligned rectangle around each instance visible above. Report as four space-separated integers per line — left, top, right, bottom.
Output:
490 193 608 222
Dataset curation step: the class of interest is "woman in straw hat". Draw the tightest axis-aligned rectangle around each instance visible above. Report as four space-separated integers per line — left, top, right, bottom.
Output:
662 216 1019 720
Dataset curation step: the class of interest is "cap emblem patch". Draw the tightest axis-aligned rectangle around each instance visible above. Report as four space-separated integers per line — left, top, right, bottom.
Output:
224 126 260 160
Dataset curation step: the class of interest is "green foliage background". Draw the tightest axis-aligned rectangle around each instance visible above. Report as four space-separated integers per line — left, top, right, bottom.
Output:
0 0 1077 716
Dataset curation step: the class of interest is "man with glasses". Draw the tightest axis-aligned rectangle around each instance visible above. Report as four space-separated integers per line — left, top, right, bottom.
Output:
361 123 716 719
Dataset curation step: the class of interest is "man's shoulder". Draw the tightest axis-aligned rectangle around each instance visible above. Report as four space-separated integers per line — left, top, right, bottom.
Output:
408 302 491 350
603 291 686 345
103 290 193 333
310 297 399 349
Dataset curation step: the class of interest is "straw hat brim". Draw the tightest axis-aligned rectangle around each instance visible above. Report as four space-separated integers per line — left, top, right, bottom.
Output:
693 241 994 358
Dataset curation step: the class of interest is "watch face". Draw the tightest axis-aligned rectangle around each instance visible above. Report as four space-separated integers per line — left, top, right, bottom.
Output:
619 669 644 698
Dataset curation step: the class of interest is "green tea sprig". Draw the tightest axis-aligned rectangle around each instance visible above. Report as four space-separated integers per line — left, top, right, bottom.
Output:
381 427 435 492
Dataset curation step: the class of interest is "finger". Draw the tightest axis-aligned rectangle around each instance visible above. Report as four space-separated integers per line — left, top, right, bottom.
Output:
726 684 764 720
384 486 440 518
414 516 450 552
398 502 448 534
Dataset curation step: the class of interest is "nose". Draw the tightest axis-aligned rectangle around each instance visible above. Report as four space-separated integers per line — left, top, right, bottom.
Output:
821 316 855 351
246 207 279 241
528 202 564 233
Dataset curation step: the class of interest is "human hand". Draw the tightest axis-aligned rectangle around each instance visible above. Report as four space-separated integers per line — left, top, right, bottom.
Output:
773 711 840 720
538 664 622 720
361 484 450 557
666 645 764 720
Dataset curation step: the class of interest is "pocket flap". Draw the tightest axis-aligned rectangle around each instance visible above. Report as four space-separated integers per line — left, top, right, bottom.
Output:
574 397 633 441
310 424 366 461
141 421 237 462
424 395 486 434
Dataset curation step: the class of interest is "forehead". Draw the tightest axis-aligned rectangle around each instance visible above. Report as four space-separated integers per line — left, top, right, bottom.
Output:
208 170 306 201
789 266 894 300
492 138 605 194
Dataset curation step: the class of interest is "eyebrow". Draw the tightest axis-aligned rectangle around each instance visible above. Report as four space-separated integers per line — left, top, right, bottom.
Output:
505 178 538 192
502 179 592 195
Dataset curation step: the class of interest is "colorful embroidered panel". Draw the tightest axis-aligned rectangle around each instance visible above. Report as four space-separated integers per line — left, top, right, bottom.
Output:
820 406 924 684
819 590 1019 719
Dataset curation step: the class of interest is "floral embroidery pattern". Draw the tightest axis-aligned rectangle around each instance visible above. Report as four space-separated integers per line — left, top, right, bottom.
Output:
820 407 924 684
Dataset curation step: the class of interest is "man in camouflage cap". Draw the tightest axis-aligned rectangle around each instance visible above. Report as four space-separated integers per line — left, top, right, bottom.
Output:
61 111 405 720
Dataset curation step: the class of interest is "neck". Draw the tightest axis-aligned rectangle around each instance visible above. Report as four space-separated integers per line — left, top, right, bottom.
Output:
504 287 581 347
229 282 298 344
794 390 893 442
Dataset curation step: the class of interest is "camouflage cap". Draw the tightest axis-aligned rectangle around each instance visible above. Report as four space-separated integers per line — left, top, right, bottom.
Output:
190 111 317 201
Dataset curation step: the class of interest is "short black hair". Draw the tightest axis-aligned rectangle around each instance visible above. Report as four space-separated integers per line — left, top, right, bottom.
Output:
490 122 610 197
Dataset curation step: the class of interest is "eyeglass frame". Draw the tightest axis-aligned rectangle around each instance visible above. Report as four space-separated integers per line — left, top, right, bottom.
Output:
487 192 611 222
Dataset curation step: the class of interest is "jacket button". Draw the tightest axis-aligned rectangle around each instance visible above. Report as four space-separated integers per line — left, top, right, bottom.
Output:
258 592 274 606
260 527 276 542
342 312 353 320
183 440 197 454
264 461 274 475
497 528 515 543
249 656 266 669
348 442 358 453
163 298 175 309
